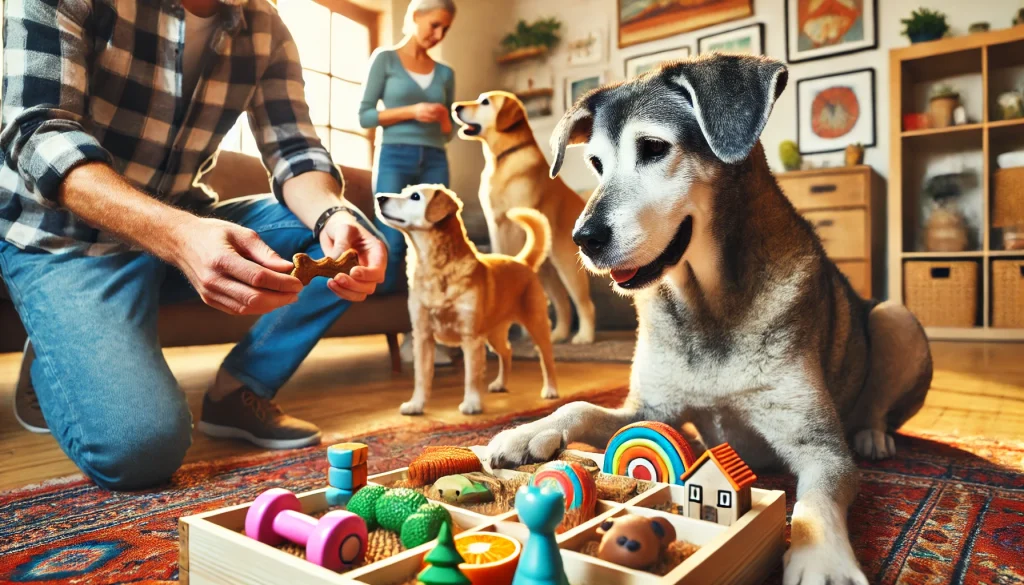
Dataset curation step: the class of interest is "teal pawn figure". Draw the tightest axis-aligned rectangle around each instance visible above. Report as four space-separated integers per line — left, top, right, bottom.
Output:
512 485 570 585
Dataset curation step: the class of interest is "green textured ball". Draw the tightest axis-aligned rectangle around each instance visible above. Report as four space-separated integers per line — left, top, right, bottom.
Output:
346 485 387 531
400 504 452 548
375 488 429 532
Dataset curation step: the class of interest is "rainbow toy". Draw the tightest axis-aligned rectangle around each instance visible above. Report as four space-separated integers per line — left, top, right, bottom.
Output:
602 422 697 484
529 461 597 513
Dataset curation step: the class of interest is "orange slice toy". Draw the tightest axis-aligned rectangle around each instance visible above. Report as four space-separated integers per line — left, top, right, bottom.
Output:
452 532 521 585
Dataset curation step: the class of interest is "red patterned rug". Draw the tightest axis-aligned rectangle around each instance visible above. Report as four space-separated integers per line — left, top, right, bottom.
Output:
1 386 1022 585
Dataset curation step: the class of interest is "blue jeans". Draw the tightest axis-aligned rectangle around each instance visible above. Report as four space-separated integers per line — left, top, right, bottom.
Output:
0 195 357 490
372 144 449 293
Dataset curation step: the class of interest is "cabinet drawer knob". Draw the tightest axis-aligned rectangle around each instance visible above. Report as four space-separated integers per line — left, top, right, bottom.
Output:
810 184 837 194
813 219 835 228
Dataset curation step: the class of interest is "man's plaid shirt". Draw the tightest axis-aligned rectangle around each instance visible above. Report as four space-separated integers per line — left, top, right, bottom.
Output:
0 0 342 254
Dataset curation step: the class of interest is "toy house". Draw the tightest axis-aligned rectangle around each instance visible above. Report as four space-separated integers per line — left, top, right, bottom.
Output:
678 443 756 527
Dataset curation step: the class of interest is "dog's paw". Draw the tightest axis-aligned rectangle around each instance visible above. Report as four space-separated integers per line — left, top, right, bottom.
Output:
487 425 563 469
853 429 896 460
571 331 595 345
459 395 483 415
784 542 868 585
552 327 571 344
488 380 508 393
399 400 425 416
540 385 559 400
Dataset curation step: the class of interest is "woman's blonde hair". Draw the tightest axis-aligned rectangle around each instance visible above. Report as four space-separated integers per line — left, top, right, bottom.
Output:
403 0 456 36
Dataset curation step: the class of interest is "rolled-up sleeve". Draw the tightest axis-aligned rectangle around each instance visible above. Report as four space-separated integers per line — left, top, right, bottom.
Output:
246 17 343 204
0 0 113 205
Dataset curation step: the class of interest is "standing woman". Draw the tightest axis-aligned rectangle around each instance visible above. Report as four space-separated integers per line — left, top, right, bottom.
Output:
359 0 457 296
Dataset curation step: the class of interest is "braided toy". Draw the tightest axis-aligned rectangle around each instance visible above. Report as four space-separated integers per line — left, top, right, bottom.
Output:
406 446 482 487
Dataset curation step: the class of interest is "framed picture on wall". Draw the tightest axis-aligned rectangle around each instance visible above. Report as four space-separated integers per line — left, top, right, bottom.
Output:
796 68 876 155
565 70 608 110
618 0 753 48
624 46 691 78
697 23 765 56
784 0 877 63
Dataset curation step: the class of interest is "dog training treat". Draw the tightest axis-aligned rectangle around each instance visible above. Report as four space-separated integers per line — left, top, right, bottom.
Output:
291 250 359 285
407 446 483 487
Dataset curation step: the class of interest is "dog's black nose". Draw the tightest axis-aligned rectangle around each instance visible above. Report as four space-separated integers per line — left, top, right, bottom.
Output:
573 223 611 256
376 196 389 207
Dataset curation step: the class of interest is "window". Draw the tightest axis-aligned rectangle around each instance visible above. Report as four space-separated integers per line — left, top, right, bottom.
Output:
717 490 732 508
222 0 378 170
688 484 703 503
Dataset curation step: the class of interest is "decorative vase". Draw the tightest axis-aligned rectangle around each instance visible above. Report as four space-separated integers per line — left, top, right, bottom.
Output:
997 91 1024 120
909 31 944 43
844 144 865 167
925 206 969 252
1005 225 1024 250
929 96 959 128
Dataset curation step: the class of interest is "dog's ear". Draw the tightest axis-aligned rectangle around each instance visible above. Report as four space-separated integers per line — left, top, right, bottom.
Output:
662 54 787 164
495 95 526 132
424 188 459 223
549 101 594 178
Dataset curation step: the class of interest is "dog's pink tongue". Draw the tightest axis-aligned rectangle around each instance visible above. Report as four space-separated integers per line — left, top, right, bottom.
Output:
611 268 638 284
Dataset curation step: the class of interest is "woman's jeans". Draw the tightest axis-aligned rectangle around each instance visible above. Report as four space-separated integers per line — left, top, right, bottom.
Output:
372 144 449 293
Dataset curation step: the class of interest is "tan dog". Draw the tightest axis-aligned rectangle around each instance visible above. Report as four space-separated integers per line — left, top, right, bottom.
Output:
453 91 596 344
375 185 558 416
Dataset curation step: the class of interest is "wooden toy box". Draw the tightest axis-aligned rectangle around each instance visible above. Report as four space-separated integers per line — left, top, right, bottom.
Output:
178 447 786 585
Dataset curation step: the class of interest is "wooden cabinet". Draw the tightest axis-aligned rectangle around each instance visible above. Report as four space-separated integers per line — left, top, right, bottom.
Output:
776 166 886 299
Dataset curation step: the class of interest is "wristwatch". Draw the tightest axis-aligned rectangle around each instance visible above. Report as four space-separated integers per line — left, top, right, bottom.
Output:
313 205 357 241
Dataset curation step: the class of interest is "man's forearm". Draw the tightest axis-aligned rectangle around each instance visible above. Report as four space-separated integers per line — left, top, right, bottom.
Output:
280 170 345 229
59 161 196 263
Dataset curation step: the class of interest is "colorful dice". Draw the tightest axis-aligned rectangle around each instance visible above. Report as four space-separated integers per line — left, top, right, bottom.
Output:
327 443 369 507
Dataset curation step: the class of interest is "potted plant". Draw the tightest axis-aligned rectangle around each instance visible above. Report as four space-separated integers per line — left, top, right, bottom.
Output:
924 173 971 252
498 18 562 62
901 8 949 43
779 140 802 171
928 84 960 128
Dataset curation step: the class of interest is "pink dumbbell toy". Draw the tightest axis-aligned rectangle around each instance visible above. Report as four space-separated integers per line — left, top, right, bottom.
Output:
245 488 367 571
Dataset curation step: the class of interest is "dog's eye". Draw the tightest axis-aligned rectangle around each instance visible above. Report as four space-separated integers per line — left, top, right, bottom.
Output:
589 156 603 175
480 98 490 105
639 138 669 162
411 192 421 201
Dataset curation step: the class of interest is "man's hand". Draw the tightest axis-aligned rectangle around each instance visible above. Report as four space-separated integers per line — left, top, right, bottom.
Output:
319 211 388 302
172 218 303 315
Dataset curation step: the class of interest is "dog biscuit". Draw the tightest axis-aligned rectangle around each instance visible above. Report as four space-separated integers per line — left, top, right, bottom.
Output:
291 250 358 285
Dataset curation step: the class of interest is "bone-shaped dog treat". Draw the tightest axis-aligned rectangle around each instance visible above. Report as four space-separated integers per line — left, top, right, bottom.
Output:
291 250 359 285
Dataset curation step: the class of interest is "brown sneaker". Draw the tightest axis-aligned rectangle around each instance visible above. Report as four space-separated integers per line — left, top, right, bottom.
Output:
198 388 321 449
14 341 49 434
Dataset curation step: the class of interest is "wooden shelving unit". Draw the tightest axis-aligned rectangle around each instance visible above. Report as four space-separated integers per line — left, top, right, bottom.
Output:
495 45 548 65
515 87 554 100
889 26 1024 341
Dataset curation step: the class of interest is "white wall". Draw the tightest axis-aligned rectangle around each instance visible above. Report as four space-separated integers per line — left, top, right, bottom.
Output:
511 0 1023 191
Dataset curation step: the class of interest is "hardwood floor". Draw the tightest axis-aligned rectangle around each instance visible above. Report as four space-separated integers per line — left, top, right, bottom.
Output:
0 336 1021 491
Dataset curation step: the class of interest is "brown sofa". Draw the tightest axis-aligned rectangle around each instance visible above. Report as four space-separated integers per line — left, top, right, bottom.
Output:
0 152 409 369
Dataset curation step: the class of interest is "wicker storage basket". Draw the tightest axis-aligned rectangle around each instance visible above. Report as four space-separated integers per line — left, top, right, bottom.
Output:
993 167 1024 250
903 261 978 327
992 260 1024 328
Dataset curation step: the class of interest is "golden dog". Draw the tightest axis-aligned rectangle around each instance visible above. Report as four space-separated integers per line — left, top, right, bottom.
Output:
453 91 596 344
376 185 558 415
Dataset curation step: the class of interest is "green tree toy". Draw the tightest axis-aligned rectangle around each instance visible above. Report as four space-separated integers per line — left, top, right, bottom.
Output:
417 522 470 585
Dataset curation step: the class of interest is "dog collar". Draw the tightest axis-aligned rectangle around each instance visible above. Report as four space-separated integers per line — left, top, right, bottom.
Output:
495 140 534 164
